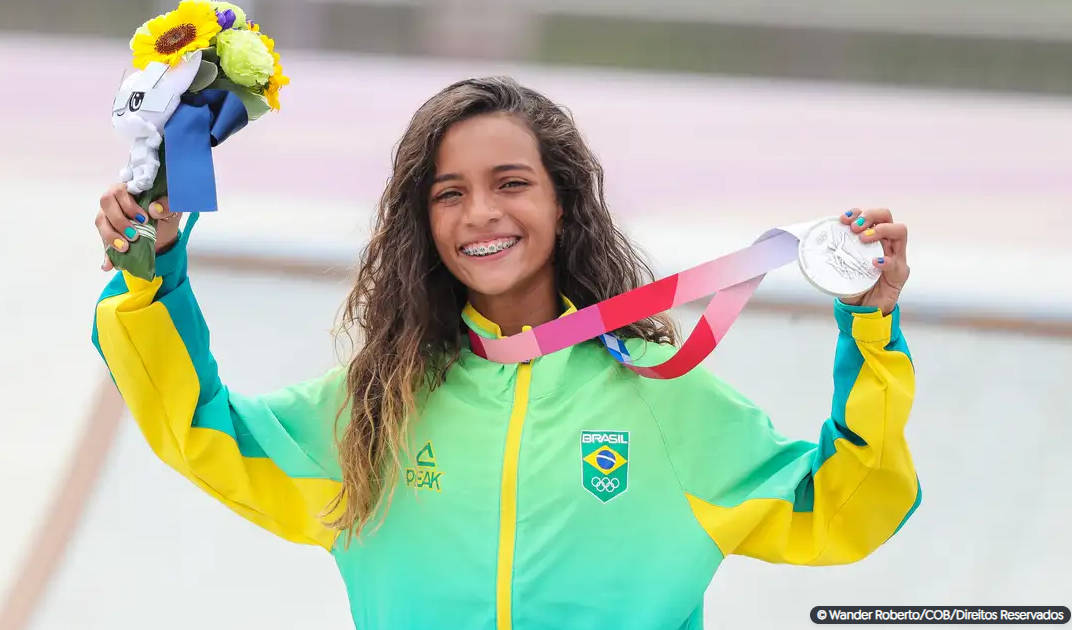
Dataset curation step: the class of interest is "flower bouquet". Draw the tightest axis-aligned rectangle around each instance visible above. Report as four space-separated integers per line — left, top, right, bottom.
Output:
108 0 288 280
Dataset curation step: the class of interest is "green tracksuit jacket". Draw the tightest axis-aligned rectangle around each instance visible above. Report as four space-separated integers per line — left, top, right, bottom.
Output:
91 225 921 630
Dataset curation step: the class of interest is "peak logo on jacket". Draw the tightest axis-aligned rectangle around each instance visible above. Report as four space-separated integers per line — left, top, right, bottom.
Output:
580 431 629 502
405 441 443 492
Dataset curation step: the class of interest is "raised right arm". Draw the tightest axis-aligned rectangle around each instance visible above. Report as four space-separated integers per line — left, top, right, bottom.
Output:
91 225 346 550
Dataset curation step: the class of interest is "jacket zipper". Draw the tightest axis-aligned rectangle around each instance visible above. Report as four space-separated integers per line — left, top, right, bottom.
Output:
495 353 534 630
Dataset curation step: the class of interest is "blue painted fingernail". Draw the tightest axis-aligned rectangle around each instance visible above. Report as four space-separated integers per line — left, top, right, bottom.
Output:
844 211 853 217
877 257 885 264
124 227 137 239
855 216 865 226
135 213 146 223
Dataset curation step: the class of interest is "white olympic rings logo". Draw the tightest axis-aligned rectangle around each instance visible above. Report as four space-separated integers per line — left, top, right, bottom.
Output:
591 476 620 493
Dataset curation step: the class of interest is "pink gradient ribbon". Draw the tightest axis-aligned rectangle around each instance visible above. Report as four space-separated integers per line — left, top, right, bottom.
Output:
468 225 809 379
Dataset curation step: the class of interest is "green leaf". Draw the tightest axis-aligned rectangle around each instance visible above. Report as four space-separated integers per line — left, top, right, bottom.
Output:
200 46 219 64
109 141 167 281
106 223 157 281
188 60 219 93
206 75 272 121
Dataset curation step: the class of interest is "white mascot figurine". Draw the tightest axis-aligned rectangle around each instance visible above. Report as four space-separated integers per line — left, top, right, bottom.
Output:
111 49 203 195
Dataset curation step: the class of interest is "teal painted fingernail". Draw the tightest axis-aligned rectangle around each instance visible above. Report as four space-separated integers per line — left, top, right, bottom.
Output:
135 213 146 223
124 227 137 239
855 217 865 226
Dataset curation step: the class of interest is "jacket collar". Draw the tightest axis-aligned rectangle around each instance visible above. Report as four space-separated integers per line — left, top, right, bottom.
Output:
460 294 578 339
453 295 605 401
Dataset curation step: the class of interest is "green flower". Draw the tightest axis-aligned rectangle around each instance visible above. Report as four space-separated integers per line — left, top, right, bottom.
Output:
211 2 248 28
215 28 273 87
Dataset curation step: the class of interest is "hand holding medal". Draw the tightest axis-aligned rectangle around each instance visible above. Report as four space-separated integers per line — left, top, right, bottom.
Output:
836 208 911 316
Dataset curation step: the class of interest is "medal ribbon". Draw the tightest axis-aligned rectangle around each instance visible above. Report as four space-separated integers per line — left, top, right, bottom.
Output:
468 225 818 379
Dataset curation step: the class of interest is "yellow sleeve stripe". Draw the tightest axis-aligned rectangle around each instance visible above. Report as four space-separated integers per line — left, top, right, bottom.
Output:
688 307 918 565
95 272 342 550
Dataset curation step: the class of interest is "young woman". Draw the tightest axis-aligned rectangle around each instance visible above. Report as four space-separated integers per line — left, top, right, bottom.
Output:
91 76 919 630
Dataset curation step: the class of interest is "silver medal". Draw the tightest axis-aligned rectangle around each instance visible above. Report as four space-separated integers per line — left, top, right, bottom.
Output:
797 217 884 298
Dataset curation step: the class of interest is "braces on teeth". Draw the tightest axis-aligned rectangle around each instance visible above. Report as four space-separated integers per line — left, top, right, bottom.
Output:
465 239 516 256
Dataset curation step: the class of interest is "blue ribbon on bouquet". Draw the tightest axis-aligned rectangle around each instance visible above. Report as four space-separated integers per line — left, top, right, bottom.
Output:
162 88 248 214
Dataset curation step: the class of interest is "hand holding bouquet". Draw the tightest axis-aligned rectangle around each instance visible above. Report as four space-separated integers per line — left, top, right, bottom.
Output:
107 0 288 280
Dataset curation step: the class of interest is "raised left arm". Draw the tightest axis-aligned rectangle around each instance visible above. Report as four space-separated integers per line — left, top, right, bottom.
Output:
651 300 920 566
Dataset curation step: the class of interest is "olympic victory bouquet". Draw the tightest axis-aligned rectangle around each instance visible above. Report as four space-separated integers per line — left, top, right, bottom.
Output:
108 0 288 280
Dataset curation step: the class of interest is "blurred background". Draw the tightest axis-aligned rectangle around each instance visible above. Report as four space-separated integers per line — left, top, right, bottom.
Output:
1 1 1070 629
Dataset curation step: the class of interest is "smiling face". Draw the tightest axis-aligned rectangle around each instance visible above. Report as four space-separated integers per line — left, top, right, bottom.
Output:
428 112 562 306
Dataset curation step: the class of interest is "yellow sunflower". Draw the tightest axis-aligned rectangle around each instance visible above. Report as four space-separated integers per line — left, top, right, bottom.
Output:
131 0 222 69
264 71 290 111
254 29 289 110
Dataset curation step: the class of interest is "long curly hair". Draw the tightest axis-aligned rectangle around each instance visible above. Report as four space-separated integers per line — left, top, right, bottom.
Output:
326 76 679 544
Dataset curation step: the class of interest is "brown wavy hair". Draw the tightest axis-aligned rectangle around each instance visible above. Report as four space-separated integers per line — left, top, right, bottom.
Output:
327 76 679 544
